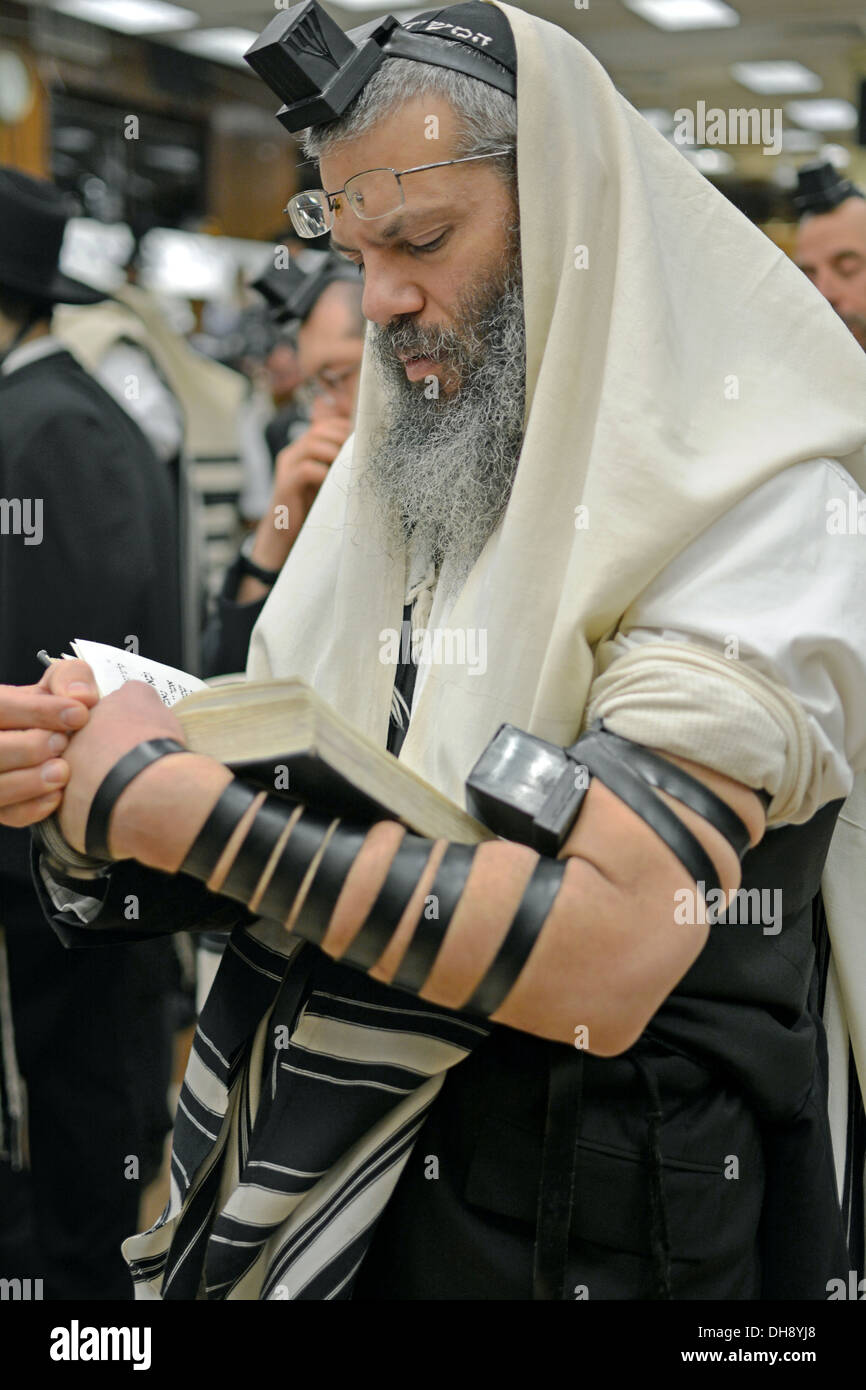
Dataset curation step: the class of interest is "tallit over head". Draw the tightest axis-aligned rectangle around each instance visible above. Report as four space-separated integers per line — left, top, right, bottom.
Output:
249 0 866 811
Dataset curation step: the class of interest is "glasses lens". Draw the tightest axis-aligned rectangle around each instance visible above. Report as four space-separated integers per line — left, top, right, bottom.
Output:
344 169 403 221
287 190 331 238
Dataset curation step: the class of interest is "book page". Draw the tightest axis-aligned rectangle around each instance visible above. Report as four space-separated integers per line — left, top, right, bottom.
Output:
68 639 207 708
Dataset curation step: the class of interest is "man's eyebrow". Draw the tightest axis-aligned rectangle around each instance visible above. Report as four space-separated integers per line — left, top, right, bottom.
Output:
330 210 445 255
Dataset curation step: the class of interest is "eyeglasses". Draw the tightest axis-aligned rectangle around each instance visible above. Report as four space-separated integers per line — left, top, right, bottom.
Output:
295 362 360 409
284 150 513 239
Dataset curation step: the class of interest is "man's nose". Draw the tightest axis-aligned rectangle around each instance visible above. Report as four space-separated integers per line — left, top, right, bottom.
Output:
360 259 424 326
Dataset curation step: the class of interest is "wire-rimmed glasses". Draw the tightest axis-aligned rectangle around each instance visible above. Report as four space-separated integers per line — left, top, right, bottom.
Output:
284 150 513 239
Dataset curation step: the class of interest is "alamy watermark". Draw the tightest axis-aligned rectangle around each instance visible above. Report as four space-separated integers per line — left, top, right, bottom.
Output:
0 497 42 545
672 102 782 156
674 883 782 935
379 619 487 676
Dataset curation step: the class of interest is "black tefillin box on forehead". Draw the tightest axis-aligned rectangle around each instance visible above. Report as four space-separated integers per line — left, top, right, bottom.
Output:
242 0 516 134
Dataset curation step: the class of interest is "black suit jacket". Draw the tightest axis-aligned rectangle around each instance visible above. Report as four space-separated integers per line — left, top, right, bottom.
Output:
0 347 183 915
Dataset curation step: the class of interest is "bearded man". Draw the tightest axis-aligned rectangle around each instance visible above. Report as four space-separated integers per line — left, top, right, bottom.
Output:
4 1 866 1301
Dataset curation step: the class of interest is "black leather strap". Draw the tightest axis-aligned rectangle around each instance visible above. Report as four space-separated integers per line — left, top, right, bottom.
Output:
577 738 723 896
579 724 752 859
342 834 437 970
466 858 568 1017
85 738 188 860
180 779 260 881
390 843 474 993
220 794 300 903
533 1044 584 1300
289 816 370 943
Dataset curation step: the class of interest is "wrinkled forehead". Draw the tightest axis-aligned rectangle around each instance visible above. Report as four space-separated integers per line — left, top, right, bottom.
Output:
318 93 466 194
299 286 365 375
796 199 866 261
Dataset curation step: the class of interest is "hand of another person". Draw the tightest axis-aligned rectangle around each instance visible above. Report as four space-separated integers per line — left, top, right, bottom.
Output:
237 412 353 604
263 414 352 559
0 660 98 827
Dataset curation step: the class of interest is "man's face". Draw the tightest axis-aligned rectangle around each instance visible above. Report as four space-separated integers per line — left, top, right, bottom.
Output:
296 283 364 420
317 94 525 583
795 197 866 350
320 94 517 398
266 340 302 405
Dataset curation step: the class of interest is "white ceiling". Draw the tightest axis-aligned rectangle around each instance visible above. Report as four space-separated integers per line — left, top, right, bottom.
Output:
23 0 866 173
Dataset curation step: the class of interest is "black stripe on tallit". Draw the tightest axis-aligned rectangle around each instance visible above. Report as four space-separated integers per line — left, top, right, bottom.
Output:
303 987 487 1051
176 1080 223 1143
279 1043 425 1091
241 1158 329 1196
159 1155 228 1300
259 1109 428 1297
294 1225 376 1301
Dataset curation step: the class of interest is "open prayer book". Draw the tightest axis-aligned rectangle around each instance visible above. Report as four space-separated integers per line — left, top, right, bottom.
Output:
55 639 494 846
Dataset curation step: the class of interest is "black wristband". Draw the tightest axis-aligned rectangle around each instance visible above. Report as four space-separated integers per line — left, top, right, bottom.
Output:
85 738 188 860
237 537 282 586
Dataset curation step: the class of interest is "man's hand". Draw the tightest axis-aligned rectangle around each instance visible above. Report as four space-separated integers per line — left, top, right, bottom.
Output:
0 660 98 827
54 680 188 856
238 412 352 603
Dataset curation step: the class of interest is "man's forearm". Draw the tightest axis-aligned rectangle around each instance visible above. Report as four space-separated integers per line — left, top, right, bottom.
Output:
105 753 731 1053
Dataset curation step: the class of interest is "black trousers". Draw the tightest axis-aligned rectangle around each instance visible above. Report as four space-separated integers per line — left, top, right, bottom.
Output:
353 1025 838 1301
0 915 175 1300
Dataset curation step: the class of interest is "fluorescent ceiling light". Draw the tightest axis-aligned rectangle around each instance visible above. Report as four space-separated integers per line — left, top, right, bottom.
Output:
337 0 425 8
640 108 675 133
51 0 198 34
819 143 851 169
173 28 260 67
731 61 821 95
624 0 739 31
785 99 857 132
780 128 820 153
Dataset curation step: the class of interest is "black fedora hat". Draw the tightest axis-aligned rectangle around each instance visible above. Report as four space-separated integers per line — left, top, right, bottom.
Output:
0 166 106 305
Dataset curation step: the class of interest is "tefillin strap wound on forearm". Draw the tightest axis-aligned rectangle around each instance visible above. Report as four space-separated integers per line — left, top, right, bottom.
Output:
570 723 752 897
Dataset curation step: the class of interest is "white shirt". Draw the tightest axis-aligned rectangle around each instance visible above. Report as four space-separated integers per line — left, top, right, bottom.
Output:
606 455 866 808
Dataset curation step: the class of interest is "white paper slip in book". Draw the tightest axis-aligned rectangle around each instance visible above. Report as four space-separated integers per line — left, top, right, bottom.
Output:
64 639 207 708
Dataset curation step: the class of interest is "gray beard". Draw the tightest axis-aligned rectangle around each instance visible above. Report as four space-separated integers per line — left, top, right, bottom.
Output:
363 237 526 586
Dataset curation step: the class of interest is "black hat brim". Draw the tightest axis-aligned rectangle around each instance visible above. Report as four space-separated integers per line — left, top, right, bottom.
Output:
0 262 107 306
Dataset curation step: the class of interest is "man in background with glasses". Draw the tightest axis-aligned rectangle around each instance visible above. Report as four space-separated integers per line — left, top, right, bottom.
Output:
201 270 366 678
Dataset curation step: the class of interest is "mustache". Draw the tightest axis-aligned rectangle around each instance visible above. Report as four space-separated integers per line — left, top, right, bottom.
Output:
370 317 481 371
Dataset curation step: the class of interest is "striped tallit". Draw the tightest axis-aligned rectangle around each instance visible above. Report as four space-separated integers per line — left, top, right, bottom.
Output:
124 927 488 1300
